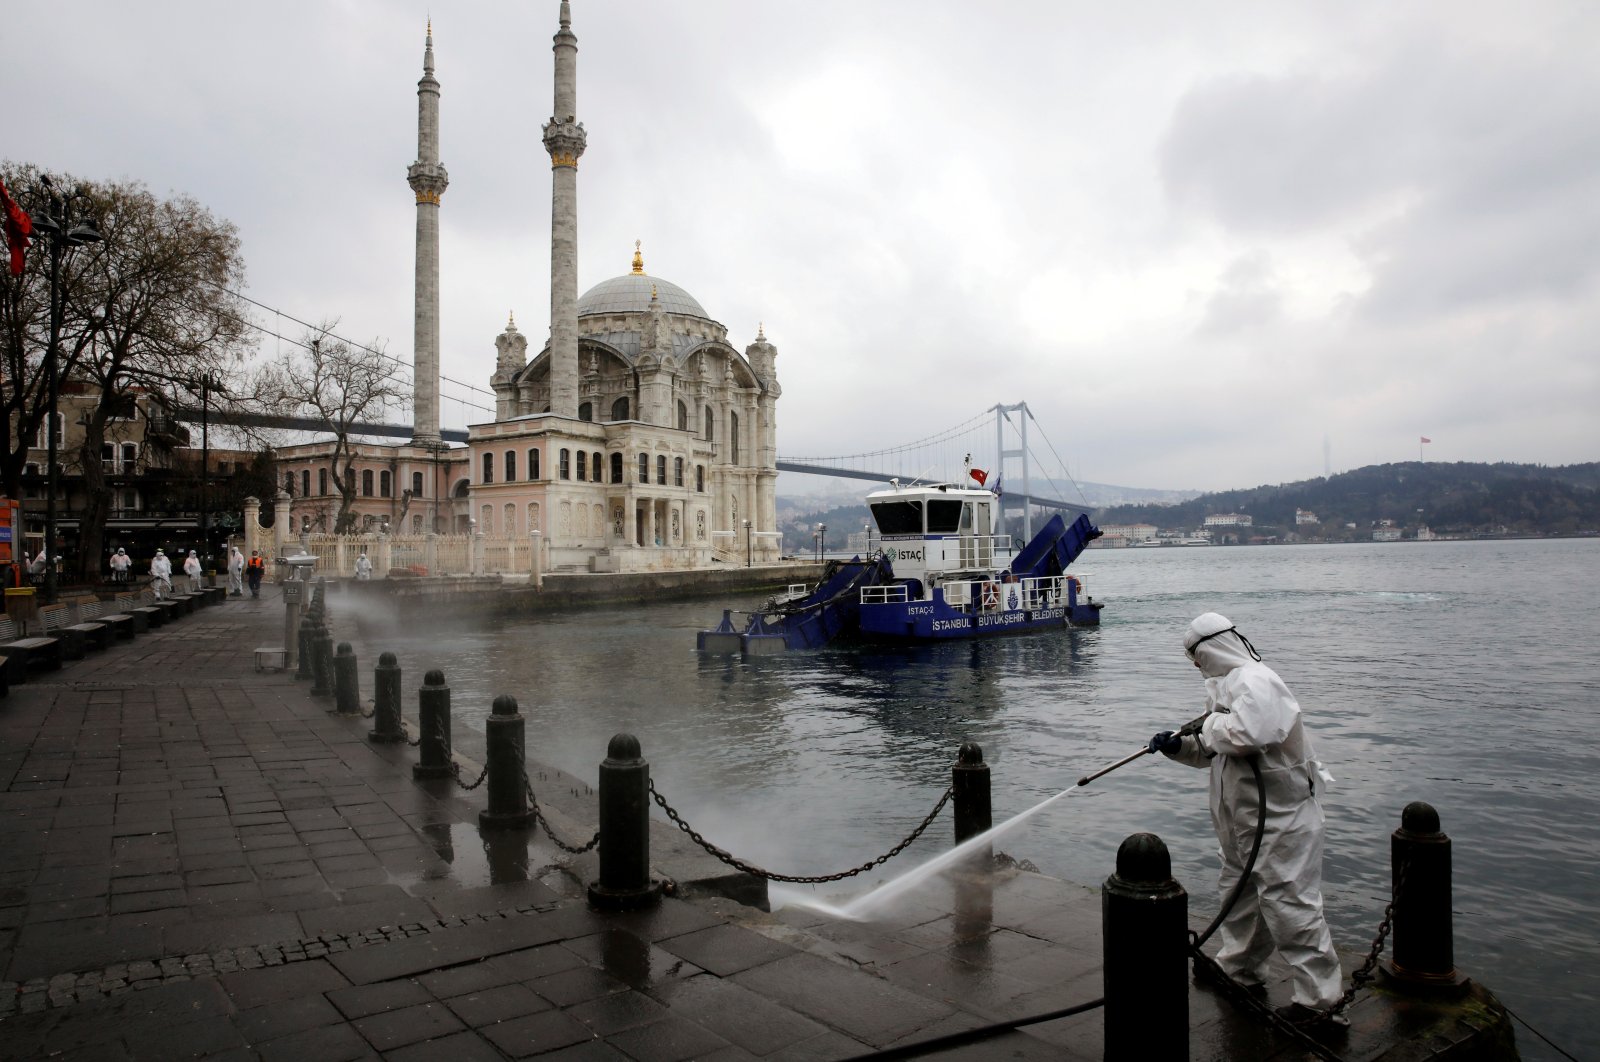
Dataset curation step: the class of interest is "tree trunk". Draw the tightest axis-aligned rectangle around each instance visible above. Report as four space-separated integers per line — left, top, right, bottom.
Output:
76 411 110 586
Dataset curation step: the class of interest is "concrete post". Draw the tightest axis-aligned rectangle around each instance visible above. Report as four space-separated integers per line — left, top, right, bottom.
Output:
369 652 404 743
472 530 485 577
952 741 992 850
1102 833 1187 1061
243 496 261 559
333 642 361 714
424 532 438 577
272 490 292 576
479 694 533 830
413 670 453 779
1386 801 1465 990
530 530 543 589
310 624 334 697
587 733 661 911
282 580 302 671
376 535 392 579
295 609 317 681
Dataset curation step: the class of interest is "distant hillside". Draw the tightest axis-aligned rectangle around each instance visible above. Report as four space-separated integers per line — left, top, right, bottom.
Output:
1096 461 1600 539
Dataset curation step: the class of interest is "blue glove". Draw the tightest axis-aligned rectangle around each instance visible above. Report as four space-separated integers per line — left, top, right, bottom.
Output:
1148 731 1181 754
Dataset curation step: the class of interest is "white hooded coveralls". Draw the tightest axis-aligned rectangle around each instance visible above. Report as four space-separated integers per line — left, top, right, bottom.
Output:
150 553 172 597
1162 613 1342 1009
228 549 245 594
183 553 203 592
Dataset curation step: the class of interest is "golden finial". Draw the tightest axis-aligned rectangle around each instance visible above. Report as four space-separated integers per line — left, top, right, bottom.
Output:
631 239 645 275
650 284 658 300
507 310 516 330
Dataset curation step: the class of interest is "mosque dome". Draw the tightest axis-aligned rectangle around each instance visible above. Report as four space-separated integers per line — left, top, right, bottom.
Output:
576 243 710 319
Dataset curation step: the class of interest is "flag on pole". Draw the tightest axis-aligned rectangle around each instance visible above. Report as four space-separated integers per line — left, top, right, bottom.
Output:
0 179 32 277
1420 437 1431 444
969 468 988 487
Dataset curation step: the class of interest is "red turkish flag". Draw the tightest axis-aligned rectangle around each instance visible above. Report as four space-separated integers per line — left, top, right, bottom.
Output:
0 179 32 277
969 468 988 486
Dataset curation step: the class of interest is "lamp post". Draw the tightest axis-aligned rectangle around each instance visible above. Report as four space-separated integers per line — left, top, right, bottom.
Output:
818 523 827 561
742 518 751 568
31 177 102 604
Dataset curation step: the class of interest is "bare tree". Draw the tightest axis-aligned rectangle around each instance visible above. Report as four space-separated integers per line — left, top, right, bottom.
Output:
257 323 404 534
1 163 253 581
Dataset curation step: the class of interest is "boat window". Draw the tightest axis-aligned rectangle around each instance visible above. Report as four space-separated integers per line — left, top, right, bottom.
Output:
926 499 962 534
959 503 974 532
871 501 923 535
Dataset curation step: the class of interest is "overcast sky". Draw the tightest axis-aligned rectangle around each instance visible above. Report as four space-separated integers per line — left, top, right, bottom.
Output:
11 1 1598 494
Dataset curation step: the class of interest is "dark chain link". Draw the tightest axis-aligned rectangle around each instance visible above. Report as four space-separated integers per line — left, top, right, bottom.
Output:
524 773 599 854
649 780 952 884
454 760 489 791
1330 857 1408 1016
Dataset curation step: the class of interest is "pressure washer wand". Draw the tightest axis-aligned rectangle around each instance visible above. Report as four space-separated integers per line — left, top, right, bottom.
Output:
1074 712 1210 788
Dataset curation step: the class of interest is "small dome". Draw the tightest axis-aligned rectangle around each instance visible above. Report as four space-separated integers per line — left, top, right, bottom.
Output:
578 273 709 319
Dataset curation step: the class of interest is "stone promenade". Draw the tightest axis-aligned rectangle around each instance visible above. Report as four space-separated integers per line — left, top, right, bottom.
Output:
0 588 1511 1060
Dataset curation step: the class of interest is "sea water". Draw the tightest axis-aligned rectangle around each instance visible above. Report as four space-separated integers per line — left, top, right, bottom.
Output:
368 538 1599 1062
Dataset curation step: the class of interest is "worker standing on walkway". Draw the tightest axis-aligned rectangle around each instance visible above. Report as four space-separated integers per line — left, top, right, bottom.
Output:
150 549 173 599
1147 612 1343 1024
246 550 265 598
228 546 245 596
110 548 130 584
183 550 203 593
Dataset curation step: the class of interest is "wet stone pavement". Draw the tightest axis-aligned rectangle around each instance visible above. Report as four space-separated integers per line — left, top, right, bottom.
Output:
0 588 1506 1060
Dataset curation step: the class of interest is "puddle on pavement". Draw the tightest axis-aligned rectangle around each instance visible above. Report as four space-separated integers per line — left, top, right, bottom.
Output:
417 821 532 887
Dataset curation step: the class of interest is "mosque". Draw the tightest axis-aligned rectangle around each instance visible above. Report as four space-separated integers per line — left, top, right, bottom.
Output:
276 3 782 572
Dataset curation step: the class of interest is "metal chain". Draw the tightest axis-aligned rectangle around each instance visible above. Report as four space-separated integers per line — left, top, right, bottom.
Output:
1329 857 1409 1017
1190 947 1344 1062
649 780 953 884
523 772 599 854
454 759 489 791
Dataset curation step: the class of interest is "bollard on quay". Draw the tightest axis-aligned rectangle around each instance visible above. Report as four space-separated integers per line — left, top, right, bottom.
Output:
952 740 992 848
1102 833 1187 1062
333 643 361 715
412 670 454 780
295 610 317 681
587 733 661 911
369 652 405 743
310 624 335 696
1385 801 1467 993
479 695 534 830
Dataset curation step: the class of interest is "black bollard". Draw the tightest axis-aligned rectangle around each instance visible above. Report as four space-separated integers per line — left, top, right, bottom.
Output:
369 652 404 743
295 611 317 681
412 670 454 780
310 624 334 696
333 642 361 715
587 733 662 911
1385 801 1466 991
479 695 534 830
1102 833 1187 1062
952 741 992 848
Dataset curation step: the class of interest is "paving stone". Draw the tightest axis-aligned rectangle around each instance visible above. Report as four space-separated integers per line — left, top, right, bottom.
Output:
328 911 570 985
649 975 832 1056
481 1008 597 1058
654 923 801 977
604 1015 735 1062
418 958 524 998
326 977 433 1020
352 999 465 1051
382 1029 507 1062
565 987 670 1037
443 982 552 1027
255 1021 374 1062
219 958 350 1009
732 952 959 1047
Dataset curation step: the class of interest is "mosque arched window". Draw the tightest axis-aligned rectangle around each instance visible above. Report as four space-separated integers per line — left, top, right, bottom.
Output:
638 454 648 484
656 455 666 485
505 450 517 482
559 449 571 480
380 470 391 498
482 452 494 484
579 402 593 422
730 412 740 463
612 397 630 421
529 448 540 480
528 502 540 532
576 451 587 481
610 452 623 484
481 505 493 533
592 452 602 482
301 470 310 498
505 503 517 535
696 465 704 493
674 457 683 487
361 469 374 497
412 471 423 497
704 406 714 442
678 401 688 432
318 469 328 496
284 472 295 497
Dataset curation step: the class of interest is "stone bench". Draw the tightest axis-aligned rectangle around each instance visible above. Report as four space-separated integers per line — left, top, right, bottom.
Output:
254 647 289 671
0 617 63 683
129 604 165 629
78 601 135 641
37 605 103 659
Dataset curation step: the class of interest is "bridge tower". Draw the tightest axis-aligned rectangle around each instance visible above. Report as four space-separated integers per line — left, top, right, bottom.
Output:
994 402 1034 541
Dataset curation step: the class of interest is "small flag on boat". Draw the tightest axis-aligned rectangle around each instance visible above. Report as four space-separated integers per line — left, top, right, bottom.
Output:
969 468 988 486
1420 436 1431 444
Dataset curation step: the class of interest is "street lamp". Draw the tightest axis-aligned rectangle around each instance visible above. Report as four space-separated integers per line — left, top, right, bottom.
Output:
31 177 102 604
817 523 827 561
742 518 751 568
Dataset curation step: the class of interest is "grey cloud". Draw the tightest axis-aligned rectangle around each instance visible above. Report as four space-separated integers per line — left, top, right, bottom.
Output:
1197 251 1284 338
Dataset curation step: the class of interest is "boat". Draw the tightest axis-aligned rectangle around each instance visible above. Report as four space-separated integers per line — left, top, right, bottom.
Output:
698 478 1103 655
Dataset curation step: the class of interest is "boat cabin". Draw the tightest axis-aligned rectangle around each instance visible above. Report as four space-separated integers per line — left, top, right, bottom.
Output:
866 483 1004 583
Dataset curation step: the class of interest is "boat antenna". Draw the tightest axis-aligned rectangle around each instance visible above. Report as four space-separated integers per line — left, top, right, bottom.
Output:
905 463 939 488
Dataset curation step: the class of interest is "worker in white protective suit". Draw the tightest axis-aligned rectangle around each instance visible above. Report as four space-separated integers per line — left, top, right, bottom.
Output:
183 550 203 592
150 549 173 599
227 547 245 596
1148 612 1342 1024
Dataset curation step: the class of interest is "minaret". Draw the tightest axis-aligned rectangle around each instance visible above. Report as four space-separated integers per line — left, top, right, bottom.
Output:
542 0 586 418
407 20 448 446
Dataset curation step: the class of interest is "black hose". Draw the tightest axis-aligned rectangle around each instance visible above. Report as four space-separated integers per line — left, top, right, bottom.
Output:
1194 754 1267 948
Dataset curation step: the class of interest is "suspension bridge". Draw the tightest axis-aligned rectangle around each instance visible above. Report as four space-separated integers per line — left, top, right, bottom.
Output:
172 401 1091 533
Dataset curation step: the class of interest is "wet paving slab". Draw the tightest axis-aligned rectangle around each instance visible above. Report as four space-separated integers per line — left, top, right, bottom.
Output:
0 589 1521 1059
